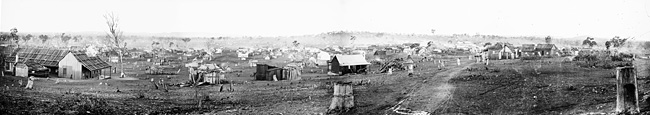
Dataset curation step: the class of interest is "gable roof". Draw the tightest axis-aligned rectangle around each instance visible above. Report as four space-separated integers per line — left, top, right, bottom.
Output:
521 44 536 52
69 51 112 71
5 47 69 67
4 47 111 70
535 44 557 51
333 55 370 66
486 43 514 52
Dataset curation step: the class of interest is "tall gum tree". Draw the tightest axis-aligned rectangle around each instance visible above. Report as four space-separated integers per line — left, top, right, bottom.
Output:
104 13 125 77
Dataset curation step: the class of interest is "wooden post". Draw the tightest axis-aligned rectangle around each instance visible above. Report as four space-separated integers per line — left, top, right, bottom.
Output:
329 81 354 112
616 66 640 114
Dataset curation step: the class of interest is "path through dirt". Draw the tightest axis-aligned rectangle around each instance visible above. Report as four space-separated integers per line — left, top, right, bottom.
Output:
399 63 476 113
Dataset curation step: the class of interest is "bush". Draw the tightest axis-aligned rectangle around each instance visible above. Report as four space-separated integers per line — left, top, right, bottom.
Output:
573 54 598 61
575 60 632 69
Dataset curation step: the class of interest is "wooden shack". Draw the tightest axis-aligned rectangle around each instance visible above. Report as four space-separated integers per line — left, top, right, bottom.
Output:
59 51 112 79
330 55 371 75
255 64 301 81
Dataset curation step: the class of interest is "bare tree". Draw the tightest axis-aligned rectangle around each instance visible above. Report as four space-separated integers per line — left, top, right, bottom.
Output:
104 12 125 77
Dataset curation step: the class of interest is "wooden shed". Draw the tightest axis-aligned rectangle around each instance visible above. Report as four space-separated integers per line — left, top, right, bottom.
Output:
330 55 371 75
59 51 112 79
255 64 301 81
256 64 277 80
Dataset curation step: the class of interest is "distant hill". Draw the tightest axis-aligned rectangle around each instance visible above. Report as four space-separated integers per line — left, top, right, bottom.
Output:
13 31 619 50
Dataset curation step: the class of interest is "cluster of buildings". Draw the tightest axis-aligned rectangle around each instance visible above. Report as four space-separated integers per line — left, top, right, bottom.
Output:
2 46 112 79
482 42 581 60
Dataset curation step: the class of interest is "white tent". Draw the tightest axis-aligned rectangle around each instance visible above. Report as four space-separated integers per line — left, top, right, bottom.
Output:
317 51 331 60
185 62 200 68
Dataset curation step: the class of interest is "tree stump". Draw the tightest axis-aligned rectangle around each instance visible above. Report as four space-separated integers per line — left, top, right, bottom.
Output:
329 81 354 113
616 66 640 114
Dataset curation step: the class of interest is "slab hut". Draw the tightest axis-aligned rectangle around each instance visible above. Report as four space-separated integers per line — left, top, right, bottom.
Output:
255 64 301 81
329 55 371 75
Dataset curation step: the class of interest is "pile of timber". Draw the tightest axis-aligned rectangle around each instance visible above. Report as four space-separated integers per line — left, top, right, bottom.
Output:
372 60 407 73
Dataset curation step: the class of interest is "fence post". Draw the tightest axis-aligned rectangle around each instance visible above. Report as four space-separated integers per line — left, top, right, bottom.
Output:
616 66 640 114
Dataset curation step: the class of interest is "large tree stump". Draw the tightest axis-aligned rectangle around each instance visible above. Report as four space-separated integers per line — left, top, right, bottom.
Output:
616 66 640 114
329 81 354 113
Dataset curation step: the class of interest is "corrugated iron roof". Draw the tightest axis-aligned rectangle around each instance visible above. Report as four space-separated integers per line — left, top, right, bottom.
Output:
521 44 536 52
71 51 112 70
334 55 370 66
4 47 111 70
535 44 557 51
5 47 69 67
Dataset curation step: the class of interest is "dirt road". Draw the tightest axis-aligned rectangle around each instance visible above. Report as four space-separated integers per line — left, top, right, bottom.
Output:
400 63 475 113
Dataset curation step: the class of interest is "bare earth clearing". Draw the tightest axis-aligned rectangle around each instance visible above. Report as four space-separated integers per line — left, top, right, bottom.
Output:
1 49 649 114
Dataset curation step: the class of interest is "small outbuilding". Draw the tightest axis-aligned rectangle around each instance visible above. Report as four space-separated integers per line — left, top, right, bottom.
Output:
14 63 28 77
329 55 371 75
255 64 302 81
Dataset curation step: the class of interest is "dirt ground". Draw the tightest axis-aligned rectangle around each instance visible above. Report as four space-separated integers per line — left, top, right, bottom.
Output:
1 52 648 115
0 50 471 115
436 57 650 115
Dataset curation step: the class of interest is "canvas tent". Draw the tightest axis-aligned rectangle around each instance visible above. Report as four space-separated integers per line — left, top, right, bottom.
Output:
316 51 331 65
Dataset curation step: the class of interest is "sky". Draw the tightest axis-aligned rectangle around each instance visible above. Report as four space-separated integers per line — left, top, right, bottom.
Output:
2 0 650 40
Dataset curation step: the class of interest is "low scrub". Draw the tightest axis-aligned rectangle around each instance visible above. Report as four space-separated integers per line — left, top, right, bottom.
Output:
575 60 632 69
